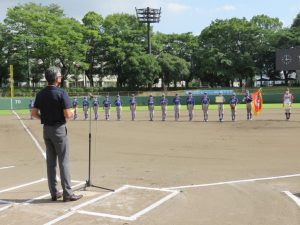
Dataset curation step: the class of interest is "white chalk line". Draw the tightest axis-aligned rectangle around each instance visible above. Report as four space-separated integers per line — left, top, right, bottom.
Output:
44 186 128 225
130 189 179 221
0 166 15 170
23 181 86 205
0 178 47 212
0 180 86 214
283 191 300 208
12 110 47 159
45 185 179 224
12 110 62 182
165 173 300 190
0 204 13 212
44 211 76 225
77 210 135 221
0 178 47 194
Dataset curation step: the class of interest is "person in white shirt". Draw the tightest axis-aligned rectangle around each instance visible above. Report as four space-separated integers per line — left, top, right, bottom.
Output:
282 88 294 120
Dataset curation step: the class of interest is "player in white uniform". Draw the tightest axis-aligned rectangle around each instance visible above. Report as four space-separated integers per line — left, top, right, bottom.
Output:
282 89 294 120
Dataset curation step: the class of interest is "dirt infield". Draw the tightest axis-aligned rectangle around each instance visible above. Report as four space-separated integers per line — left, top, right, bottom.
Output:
1 108 300 225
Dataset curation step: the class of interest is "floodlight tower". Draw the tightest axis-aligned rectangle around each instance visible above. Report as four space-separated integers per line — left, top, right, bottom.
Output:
135 7 161 54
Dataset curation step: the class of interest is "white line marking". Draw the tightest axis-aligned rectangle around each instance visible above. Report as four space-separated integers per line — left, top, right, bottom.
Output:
0 178 46 194
71 180 85 183
0 200 14 204
76 186 179 221
0 204 13 212
126 185 176 193
23 181 86 205
44 186 127 225
43 211 76 225
283 191 300 208
12 111 60 181
130 189 179 221
77 210 135 221
70 185 128 211
0 166 15 170
12 110 46 159
165 173 300 190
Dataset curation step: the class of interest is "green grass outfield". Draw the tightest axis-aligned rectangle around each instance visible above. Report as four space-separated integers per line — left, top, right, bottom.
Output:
1 103 299 116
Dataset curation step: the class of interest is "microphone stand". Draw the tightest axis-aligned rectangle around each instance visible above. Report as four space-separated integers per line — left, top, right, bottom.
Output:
84 94 114 192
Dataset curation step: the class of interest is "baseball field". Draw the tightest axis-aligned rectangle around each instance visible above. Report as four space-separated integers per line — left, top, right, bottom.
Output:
1 105 300 225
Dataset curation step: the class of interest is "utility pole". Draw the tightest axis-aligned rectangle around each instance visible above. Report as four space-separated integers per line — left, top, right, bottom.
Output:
135 7 161 54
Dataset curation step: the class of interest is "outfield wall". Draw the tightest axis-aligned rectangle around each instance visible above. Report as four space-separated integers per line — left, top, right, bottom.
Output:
0 94 298 110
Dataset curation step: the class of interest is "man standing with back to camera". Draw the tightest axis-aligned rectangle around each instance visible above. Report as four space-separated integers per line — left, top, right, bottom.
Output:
31 67 83 202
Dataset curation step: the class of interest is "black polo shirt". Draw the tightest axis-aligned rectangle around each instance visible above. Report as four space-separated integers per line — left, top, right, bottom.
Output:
34 86 72 125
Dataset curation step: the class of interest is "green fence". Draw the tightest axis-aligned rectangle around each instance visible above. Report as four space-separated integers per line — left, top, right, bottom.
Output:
0 93 298 110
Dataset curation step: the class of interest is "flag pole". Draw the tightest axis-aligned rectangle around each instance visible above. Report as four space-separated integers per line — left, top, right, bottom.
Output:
10 65 14 110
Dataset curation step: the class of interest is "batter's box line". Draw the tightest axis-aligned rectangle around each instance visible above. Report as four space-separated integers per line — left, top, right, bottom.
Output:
0 178 86 212
164 173 300 190
282 191 300 208
44 185 180 225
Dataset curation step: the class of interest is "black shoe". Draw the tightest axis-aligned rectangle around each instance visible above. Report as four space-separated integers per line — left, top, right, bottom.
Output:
51 192 63 201
63 194 83 202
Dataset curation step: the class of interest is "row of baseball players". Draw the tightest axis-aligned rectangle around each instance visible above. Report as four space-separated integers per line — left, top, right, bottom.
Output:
67 89 294 121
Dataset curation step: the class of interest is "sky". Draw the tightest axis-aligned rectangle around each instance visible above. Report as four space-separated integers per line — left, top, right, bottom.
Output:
0 0 300 35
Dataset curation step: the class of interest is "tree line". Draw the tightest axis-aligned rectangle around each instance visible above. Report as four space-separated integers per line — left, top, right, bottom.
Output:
0 3 300 89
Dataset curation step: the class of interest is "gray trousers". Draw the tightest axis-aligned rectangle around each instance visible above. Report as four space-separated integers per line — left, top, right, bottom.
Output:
148 105 154 121
161 105 167 121
43 124 73 197
116 106 122 120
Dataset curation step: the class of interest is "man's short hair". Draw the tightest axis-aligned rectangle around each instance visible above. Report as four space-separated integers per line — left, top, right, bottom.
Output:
45 66 61 84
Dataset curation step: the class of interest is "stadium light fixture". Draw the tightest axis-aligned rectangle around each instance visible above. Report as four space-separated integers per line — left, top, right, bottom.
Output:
135 7 161 54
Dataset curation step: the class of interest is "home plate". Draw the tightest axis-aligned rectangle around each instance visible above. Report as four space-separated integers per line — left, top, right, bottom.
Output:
77 185 179 221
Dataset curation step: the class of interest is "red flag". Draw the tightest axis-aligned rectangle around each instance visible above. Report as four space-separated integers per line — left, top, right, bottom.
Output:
252 89 263 115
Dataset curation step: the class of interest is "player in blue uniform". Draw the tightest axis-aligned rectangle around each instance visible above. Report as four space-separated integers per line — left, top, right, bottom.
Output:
217 92 226 122
229 92 238 121
201 92 210 122
160 93 168 121
93 97 99 120
115 94 123 120
173 93 181 121
242 90 253 120
103 95 111 120
148 94 155 121
186 92 195 121
129 94 137 121
72 97 78 120
29 99 34 119
82 96 89 120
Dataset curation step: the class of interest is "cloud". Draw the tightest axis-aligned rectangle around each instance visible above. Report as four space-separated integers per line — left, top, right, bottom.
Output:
166 2 190 13
216 5 236 12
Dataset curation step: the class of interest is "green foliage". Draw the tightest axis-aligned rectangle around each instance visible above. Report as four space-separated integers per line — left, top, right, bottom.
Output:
1 2 300 90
